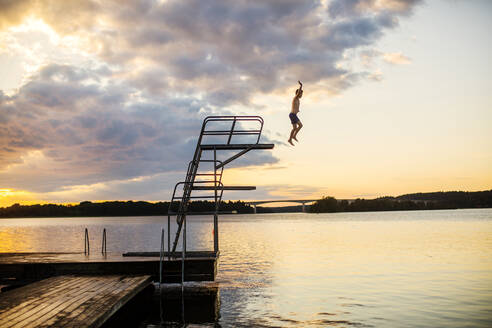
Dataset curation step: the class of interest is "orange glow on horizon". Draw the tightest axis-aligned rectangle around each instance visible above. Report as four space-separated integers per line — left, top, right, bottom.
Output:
0 188 165 208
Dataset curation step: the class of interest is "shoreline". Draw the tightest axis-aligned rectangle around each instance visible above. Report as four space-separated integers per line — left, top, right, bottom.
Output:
1 206 491 220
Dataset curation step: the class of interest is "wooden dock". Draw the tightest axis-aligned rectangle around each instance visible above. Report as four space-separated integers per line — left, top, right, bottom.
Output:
0 274 152 328
0 252 218 287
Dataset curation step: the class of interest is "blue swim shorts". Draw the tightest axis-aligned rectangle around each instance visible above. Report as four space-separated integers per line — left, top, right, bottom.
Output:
289 112 300 124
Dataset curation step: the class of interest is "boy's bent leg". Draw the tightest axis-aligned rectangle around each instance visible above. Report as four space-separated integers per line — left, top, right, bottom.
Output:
293 122 302 141
288 125 296 145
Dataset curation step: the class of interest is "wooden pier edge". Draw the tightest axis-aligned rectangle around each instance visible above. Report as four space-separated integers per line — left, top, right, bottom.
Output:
0 252 218 285
0 275 153 328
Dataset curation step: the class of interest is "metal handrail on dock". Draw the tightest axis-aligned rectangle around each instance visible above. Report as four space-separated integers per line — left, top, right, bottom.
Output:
84 228 107 255
84 228 90 255
101 228 107 255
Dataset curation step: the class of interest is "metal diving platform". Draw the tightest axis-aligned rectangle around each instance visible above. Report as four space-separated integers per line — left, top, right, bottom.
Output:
152 115 274 283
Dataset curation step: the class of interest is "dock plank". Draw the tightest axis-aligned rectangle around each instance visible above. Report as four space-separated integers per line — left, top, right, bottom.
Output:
63 276 145 328
53 276 136 327
1 277 115 328
17 277 117 328
0 275 152 328
24 277 124 328
37 278 122 328
0 276 90 321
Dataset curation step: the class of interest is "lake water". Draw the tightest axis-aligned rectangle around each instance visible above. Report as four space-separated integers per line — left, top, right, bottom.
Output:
1 208 491 327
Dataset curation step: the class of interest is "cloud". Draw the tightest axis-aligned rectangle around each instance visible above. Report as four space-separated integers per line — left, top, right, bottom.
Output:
367 70 383 81
359 49 382 66
1 0 421 104
0 0 33 30
328 0 422 18
0 0 421 202
1 63 279 196
383 52 412 65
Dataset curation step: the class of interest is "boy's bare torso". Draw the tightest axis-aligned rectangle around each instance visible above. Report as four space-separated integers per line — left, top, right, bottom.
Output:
291 97 300 114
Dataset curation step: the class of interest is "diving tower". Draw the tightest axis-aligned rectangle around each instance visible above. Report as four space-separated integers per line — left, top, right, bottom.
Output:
166 116 274 273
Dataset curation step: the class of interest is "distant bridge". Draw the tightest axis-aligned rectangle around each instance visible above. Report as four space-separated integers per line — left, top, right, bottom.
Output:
244 199 356 213
245 199 317 213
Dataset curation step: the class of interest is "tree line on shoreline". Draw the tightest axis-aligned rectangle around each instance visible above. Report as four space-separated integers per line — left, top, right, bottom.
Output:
0 200 254 218
309 190 492 213
0 190 490 218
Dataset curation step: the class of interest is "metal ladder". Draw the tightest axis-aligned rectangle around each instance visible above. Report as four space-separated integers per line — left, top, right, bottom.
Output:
167 116 274 256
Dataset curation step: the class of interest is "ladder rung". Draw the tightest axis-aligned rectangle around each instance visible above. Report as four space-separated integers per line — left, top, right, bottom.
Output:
202 130 261 135
194 173 222 176
200 143 274 150
188 195 220 199
192 186 256 191
197 159 223 163
173 181 220 187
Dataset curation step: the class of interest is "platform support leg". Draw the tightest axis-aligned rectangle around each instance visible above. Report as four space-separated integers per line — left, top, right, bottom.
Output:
167 215 171 259
213 214 219 253
253 204 257 214
302 202 306 213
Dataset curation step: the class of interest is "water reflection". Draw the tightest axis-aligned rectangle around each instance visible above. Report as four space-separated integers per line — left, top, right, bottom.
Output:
216 210 492 327
0 216 215 253
158 283 220 324
1 209 492 327
102 283 221 327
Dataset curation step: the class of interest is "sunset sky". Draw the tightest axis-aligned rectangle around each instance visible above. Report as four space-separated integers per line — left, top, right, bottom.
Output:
0 0 491 207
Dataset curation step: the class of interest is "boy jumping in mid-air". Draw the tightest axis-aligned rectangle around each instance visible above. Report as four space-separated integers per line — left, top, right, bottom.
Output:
288 80 303 146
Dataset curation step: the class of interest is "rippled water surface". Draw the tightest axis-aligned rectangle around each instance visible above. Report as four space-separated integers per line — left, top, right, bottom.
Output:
1 209 491 327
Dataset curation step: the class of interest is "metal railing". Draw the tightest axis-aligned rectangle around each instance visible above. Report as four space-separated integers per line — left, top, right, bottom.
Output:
101 228 107 255
201 115 264 145
84 228 108 255
84 228 90 255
